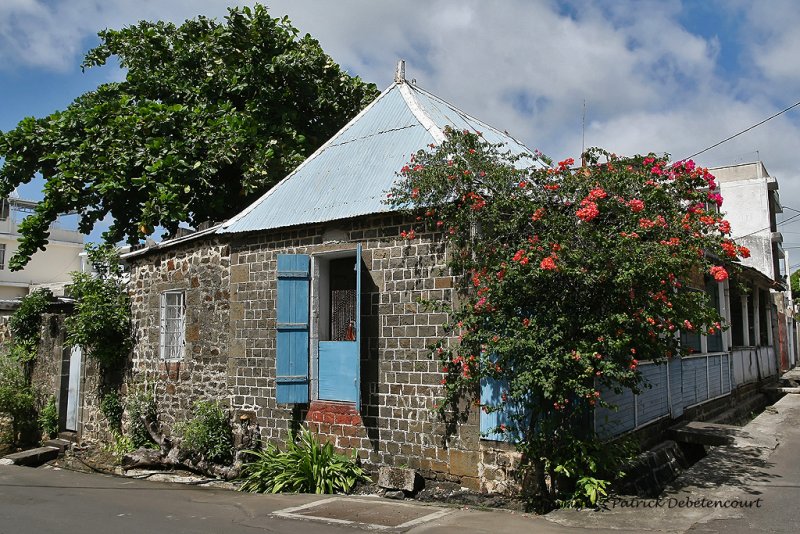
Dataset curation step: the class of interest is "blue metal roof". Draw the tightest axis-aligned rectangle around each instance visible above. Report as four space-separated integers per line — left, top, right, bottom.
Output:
219 80 535 234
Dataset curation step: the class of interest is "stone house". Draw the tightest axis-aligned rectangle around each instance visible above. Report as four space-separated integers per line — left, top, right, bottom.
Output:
101 64 788 494
118 63 534 493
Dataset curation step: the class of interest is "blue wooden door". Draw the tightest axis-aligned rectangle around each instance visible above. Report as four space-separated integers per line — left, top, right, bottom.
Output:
276 254 310 404
318 245 362 408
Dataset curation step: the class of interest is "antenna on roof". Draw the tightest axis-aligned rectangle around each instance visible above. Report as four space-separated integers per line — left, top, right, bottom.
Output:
581 99 587 167
395 60 406 83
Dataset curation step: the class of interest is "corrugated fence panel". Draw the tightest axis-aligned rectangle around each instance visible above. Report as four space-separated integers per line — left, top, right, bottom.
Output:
682 356 708 407
708 355 722 398
721 354 731 393
669 357 683 418
760 346 777 378
595 386 636 439
636 364 669 425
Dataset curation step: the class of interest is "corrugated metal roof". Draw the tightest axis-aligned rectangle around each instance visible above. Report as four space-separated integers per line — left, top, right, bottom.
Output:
219 80 536 234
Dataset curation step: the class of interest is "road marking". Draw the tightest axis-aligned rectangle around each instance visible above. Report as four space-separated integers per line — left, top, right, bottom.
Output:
272 496 453 530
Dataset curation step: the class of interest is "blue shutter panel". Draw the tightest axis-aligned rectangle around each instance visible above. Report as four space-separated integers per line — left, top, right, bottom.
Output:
276 254 310 404
317 245 362 408
480 376 506 441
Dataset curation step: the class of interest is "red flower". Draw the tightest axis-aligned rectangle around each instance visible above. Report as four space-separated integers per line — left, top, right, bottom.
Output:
544 184 560 191
721 241 737 258
540 256 557 270
576 200 600 222
531 208 546 221
512 249 526 262
587 187 608 201
628 199 645 213
519 180 527 188
738 245 751 258
718 220 731 234
710 265 729 281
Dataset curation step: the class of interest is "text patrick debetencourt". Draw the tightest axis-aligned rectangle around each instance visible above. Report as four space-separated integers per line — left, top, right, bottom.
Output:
608 497 764 509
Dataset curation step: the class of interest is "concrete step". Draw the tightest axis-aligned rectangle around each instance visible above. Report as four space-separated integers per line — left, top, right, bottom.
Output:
42 438 72 453
779 367 800 387
669 421 745 447
57 431 78 443
1 446 60 467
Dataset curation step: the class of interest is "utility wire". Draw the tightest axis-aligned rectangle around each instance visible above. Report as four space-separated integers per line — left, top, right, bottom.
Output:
731 211 800 240
683 99 800 161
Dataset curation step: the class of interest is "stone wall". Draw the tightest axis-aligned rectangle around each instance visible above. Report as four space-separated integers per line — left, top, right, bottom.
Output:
127 239 231 431
29 312 68 428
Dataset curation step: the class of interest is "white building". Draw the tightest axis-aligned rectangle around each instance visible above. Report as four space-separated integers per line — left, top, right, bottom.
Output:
0 198 84 313
711 161 795 369
711 161 784 281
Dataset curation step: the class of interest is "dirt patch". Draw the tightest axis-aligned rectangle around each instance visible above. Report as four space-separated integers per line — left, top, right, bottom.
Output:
52 442 123 475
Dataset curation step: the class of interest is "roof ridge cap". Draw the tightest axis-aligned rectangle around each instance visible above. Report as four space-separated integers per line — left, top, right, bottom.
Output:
398 82 446 144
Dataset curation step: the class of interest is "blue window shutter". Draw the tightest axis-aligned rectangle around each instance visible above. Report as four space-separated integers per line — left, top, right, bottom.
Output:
480 355 529 441
276 254 310 404
480 376 507 441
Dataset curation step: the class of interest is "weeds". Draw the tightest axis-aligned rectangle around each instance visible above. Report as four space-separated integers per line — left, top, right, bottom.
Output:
239 427 370 494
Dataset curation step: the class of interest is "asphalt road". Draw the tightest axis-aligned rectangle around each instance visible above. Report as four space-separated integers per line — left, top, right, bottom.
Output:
0 464 613 534
0 465 355 534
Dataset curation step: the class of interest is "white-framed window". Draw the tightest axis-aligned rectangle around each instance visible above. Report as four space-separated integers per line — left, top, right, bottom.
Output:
159 290 185 361
0 244 5 270
680 276 726 354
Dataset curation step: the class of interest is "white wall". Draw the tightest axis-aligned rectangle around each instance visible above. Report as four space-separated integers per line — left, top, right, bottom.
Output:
713 163 778 280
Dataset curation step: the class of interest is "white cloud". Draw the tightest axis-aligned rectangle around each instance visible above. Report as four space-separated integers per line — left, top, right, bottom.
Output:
3 0 800 248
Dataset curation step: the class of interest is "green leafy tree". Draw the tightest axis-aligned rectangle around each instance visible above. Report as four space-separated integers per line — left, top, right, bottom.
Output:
0 4 378 270
66 244 132 378
791 270 800 298
389 131 749 508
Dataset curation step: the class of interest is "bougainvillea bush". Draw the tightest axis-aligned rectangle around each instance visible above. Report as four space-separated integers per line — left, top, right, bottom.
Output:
388 129 748 508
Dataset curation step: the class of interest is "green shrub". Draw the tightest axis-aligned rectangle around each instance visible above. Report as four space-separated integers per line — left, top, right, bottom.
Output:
127 390 158 449
553 436 638 508
0 351 37 445
100 391 124 432
38 396 59 439
104 430 136 462
9 289 51 347
66 244 132 373
177 401 234 465
239 427 370 494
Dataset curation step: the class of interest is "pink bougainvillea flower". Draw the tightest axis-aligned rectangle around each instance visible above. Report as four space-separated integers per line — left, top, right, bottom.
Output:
707 192 723 207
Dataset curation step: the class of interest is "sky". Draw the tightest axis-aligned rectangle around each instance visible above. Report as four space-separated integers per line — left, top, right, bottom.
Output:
1 0 800 271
